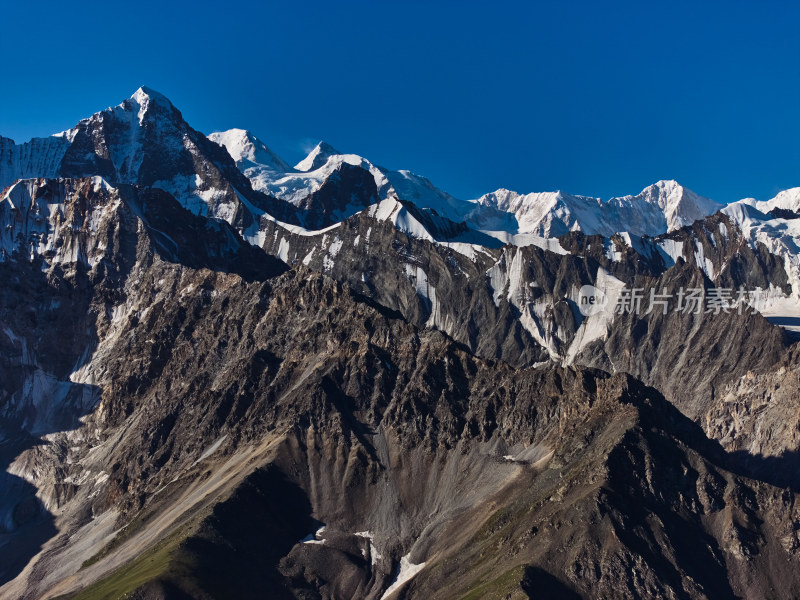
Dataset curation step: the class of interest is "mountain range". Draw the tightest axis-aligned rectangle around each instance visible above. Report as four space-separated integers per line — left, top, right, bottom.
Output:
1 87 800 599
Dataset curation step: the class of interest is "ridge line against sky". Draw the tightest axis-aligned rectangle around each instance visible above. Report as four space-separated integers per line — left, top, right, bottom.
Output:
1 1 798 204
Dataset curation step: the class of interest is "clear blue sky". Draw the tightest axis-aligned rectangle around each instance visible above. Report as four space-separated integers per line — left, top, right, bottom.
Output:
1 1 797 203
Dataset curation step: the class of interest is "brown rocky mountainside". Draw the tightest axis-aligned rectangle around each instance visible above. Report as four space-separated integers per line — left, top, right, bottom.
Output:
1 178 799 599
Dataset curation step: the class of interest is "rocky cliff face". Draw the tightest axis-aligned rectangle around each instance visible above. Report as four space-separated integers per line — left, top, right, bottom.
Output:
257 203 794 430
2 184 798 598
2 89 800 599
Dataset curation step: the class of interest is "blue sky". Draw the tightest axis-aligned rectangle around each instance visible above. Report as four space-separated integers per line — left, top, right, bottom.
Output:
1 1 797 203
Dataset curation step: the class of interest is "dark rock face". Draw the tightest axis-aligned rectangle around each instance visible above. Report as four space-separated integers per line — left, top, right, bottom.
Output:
767 207 800 220
575 261 788 417
258 206 794 427
654 212 792 294
260 211 550 367
294 162 379 229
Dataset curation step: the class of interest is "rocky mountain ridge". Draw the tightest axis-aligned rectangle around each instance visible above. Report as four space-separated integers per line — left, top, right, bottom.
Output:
0 178 798 598
2 88 800 599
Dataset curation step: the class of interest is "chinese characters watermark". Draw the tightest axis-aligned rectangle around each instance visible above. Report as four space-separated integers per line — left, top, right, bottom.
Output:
577 285 774 317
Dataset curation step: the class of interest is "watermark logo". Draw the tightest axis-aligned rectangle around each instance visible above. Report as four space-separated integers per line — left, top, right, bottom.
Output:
577 285 608 316
573 285 773 317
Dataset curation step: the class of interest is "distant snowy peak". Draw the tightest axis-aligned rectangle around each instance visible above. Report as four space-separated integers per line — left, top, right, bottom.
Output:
382 169 472 222
214 137 388 206
740 187 800 214
297 147 470 221
615 179 723 232
129 86 177 121
472 189 590 237
472 180 722 238
476 188 555 213
213 129 722 240
295 141 342 172
215 135 473 222
208 129 291 173
131 85 174 108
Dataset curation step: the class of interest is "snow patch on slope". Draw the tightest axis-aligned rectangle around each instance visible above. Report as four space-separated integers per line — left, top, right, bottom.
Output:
380 553 427 600
565 268 626 364
369 199 434 241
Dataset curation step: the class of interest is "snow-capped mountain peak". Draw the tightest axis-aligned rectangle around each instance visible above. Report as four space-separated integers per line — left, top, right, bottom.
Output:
0 88 741 249
295 141 342 172
618 179 722 231
206 135 384 207
470 189 598 237
475 188 574 212
128 86 177 124
208 129 292 173
131 85 172 107
469 180 722 238
740 187 800 214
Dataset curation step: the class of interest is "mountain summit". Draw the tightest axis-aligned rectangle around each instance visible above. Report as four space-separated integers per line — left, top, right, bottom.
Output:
294 140 342 172
130 85 177 115
209 129 292 172
472 180 723 238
